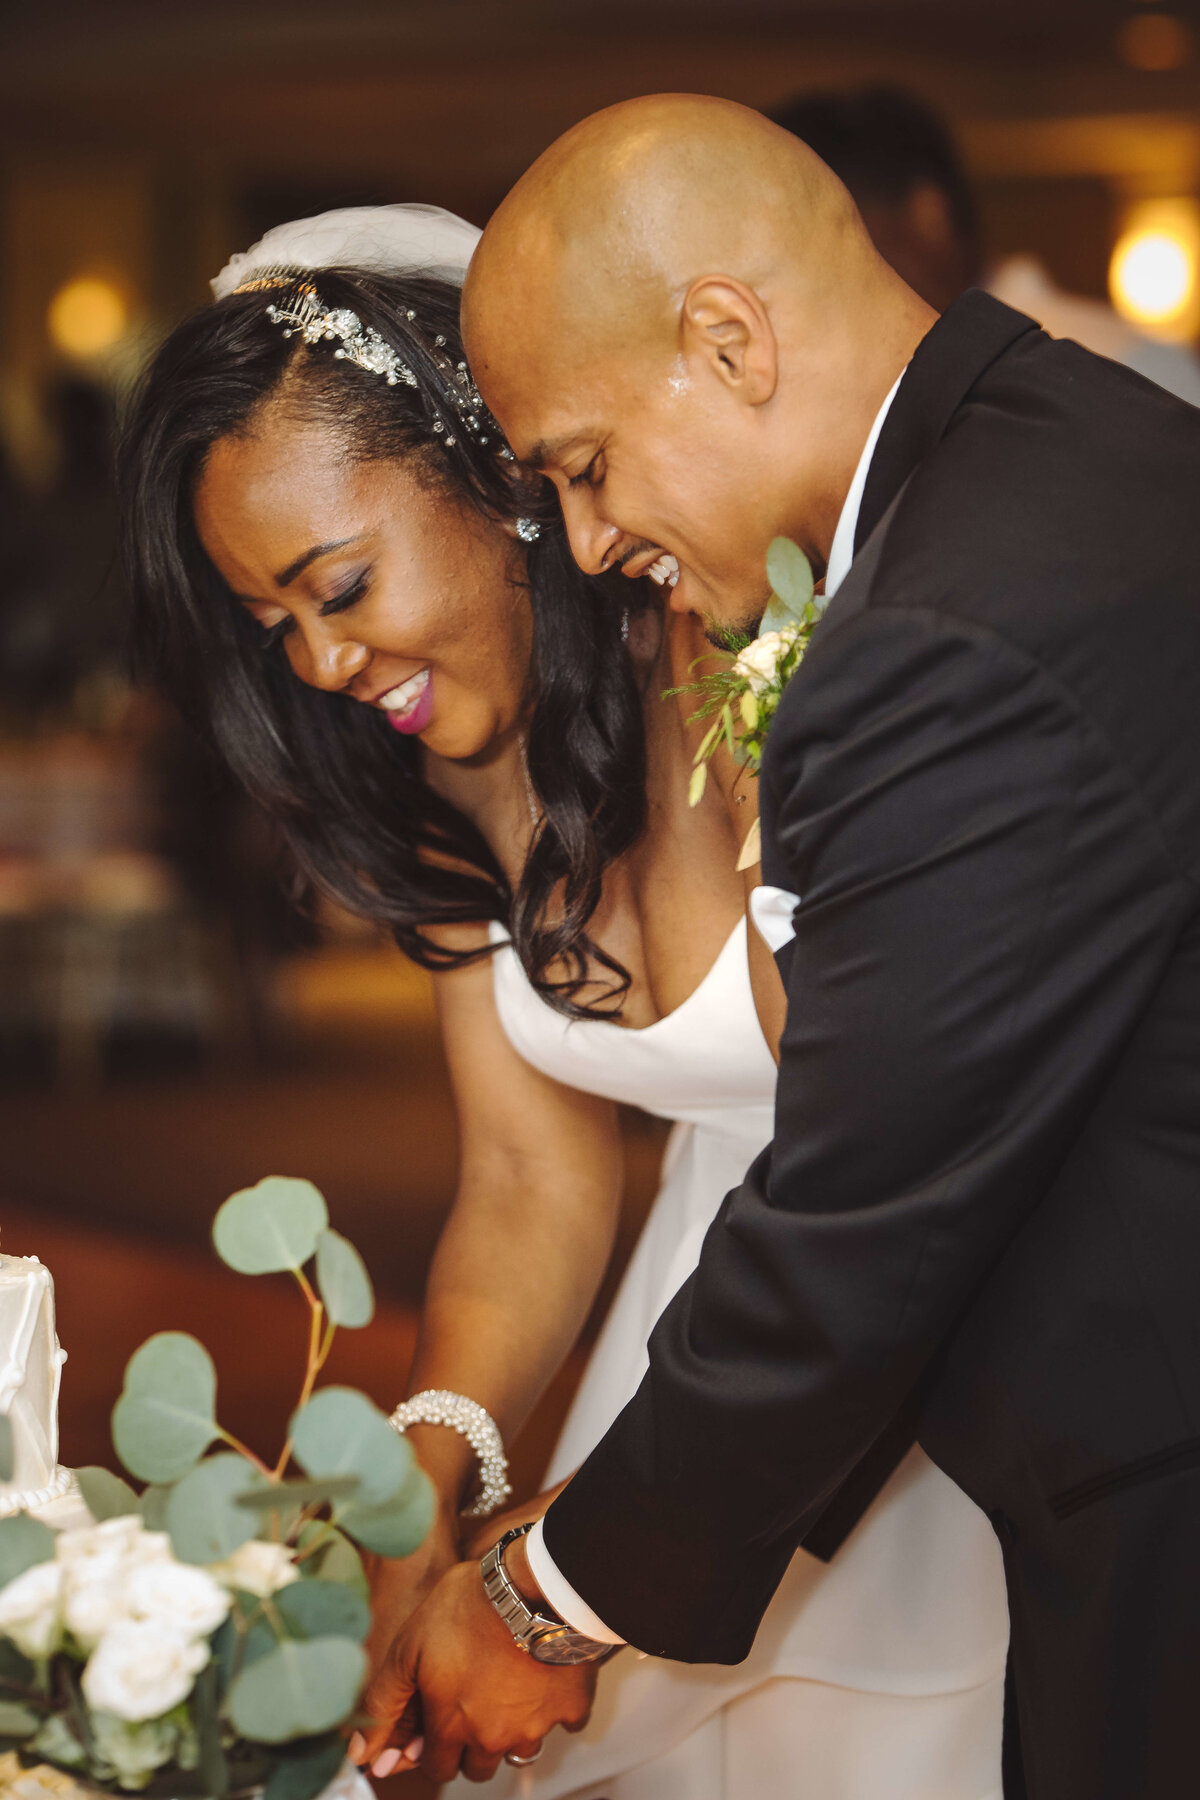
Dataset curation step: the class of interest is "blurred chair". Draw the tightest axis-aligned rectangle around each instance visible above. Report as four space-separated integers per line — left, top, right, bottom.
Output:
0 737 241 1084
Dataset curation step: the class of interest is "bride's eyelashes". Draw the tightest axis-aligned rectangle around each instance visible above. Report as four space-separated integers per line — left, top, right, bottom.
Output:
258 615 293 651
319 570 372 617
256 571 372 652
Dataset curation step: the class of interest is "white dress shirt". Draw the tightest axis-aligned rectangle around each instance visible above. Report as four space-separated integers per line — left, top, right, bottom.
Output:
527 369 906 1644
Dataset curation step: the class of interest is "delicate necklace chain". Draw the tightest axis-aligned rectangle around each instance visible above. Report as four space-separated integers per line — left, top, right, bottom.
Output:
518 733 539 830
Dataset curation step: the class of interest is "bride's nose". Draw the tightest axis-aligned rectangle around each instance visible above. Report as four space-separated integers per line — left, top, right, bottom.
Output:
296 623 371 693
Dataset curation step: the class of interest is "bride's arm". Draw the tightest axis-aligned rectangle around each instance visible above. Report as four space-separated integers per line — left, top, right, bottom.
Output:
366 924 624 1663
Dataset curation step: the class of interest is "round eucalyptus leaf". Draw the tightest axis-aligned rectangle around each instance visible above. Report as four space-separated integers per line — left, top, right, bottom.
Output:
111 1332 218 1484
213 1177 329 1276
290 1387 412 1507
314 1229 374 1330
0 1512 56 1585
0 1699 40 1739
0 1415 13 1484
139 1484 171 1531
227 1637 366 1743
262 1735 346 1800
760 593 802 637
75 1466 139 1523
337 1464 435 1560
293 1524 367 1600
166 1454 263 1565
277 1578 369 1643
765 535 814 615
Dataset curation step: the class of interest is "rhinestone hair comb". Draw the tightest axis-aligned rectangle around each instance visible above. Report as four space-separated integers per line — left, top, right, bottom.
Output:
251 275 493 450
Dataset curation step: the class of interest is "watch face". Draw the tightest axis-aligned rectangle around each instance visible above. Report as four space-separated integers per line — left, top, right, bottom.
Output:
529 1624 602 1666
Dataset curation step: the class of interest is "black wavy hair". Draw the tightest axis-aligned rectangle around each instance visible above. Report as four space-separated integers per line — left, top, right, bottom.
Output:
120 268 650 1016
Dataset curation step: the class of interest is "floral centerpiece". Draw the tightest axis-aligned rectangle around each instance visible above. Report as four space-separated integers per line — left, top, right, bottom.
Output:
0 1178 432 1800
671 536 822 868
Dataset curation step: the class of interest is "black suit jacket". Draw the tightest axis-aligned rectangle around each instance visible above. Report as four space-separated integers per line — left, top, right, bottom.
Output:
543 291 1200 1668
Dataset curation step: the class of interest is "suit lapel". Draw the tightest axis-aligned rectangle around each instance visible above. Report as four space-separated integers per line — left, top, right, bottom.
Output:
856 289 1041 551
758 291 1042 988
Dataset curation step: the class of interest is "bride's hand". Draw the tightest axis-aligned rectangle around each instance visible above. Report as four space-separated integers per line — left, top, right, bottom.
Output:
361 1504 460 1754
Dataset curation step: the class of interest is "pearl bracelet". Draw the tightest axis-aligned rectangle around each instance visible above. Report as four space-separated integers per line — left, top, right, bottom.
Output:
388 1389 512 1519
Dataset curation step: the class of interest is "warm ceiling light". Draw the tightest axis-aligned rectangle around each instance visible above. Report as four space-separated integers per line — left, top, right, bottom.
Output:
1110 203 1199 335
1117 12 1194 71
47 276 129 358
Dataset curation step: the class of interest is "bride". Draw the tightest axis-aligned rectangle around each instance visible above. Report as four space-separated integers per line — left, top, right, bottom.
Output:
121 204 1008 1797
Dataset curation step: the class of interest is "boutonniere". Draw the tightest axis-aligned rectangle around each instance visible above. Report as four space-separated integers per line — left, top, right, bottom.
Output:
667 536 825 869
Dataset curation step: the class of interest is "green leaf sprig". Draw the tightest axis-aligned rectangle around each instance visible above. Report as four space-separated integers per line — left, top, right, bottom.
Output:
667 536 824 818
0 1176 434 1799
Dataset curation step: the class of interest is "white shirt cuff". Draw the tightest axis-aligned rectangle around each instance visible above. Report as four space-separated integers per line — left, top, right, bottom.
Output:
525 1516 626 1645
749 883 801 953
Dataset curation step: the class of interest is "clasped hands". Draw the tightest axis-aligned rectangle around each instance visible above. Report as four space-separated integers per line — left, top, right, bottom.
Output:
351 1497 600 1785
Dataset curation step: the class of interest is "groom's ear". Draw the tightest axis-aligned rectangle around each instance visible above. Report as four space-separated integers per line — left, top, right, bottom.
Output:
680 278 778 407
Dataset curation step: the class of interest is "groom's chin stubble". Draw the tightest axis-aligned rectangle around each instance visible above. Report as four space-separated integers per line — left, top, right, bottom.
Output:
705 614 764 649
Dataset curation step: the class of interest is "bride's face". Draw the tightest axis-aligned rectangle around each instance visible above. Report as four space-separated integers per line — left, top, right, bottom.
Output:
194 407 533 762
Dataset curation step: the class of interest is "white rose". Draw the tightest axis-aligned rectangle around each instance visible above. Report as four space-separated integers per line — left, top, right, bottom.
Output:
0 1559 64 1658
61 1552 133 1650
126 1560 229 1639
733 628 799 695
82 1619 209 1723
208 1538 298 1599
56 1516 149 1567
58 1517 175 1650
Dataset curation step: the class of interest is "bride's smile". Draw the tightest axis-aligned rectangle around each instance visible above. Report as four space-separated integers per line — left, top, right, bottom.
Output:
193 414 534 765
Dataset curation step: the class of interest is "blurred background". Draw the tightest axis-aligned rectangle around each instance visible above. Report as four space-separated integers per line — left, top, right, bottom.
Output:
2 0 1200 1604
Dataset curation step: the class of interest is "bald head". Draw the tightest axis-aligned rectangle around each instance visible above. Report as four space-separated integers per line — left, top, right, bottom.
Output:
465 95 862 389
465 94 935 628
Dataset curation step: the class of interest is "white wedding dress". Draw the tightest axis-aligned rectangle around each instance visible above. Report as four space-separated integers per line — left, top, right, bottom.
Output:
484 918 1009 1800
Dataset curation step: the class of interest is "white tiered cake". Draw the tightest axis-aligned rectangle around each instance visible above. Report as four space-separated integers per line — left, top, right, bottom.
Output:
0 1251 86 1526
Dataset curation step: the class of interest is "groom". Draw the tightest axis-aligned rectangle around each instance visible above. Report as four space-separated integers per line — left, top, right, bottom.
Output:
363 97 1200 1796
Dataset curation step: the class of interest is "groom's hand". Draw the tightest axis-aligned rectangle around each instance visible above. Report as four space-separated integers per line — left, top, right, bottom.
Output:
358 1557 597 1784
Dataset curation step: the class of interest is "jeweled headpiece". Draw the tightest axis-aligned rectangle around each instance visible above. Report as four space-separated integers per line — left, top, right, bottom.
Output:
212 205 537 530
243 273 492 453
262 282 417 387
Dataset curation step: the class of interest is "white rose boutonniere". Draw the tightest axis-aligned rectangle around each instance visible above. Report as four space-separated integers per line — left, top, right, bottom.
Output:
666 537 823 868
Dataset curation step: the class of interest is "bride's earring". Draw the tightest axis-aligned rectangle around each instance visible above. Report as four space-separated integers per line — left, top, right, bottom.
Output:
515 518 541 543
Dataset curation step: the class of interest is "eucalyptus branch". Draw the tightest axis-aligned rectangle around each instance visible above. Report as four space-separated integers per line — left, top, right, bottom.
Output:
215 1428 273 1477
290 1522 337 1564
272 1271 336 1479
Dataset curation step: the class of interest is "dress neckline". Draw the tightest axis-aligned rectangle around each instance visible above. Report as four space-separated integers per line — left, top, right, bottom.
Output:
491 916 747 1039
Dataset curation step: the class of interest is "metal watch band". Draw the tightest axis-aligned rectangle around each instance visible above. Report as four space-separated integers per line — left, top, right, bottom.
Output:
480 1523 613 1665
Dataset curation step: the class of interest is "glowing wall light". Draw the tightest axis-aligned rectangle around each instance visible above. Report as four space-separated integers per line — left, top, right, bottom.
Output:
47 275 129 359
1109 200 1200 340
1116 11 1194 73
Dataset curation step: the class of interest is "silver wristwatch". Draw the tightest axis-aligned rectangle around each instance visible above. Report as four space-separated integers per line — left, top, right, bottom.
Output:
481 1523 614 1665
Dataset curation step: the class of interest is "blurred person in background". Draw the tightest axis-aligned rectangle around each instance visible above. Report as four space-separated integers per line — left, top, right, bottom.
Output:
120 205 1008 1797
772 84 1200 408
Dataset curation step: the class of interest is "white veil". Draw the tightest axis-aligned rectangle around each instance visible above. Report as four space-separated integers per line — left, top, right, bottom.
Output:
209 202 481 299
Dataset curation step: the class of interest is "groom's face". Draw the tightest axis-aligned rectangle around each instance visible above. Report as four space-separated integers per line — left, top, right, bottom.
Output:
473 333 777 635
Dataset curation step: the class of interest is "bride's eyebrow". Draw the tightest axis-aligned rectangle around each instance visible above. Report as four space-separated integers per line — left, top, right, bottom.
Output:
274 534 368 588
